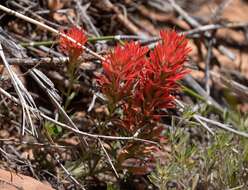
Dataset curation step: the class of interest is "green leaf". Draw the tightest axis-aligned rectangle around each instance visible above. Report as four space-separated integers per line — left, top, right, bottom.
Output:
44 121 62 137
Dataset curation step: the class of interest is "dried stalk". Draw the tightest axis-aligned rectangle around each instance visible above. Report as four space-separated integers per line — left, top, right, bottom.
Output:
0 43 38 136
0 5 105 61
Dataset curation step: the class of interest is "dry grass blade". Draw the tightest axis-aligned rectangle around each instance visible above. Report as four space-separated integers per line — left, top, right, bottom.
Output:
175 97 248 138
174 99 215 135
0 5 105 61
32 69 61 103
0 86 158 144
194 115 215 135
98 139 119 178
197 115 248 138
0 43 38 136
29 69 89 148
211 71 248 100
54 154 86 190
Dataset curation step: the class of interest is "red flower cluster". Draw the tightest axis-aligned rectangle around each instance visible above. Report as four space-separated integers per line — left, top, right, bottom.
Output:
59 27 87 60
98 30 190 129
135 30 191 119
97 30 191 174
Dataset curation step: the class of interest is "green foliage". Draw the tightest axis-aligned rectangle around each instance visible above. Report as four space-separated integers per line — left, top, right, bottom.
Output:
149 121 248 190
44 121 62 138
107 183 119 190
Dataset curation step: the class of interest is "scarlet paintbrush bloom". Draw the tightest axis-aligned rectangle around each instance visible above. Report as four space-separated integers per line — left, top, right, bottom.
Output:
97 30 190 174
135 30 191 116
98 30 190 128
59 27 87 60
97 42 148 106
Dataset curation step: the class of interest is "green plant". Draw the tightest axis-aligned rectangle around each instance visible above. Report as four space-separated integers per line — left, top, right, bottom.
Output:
59 27 87 110
149 114 248 190
56 28 191 182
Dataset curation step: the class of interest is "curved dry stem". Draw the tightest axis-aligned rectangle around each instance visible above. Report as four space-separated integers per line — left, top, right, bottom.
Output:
0 5 105 62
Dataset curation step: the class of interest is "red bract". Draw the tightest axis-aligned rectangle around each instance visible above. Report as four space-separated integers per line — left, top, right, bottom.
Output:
98 30 190 128
135 30 191 115
59 27 87 60
97 42 148 105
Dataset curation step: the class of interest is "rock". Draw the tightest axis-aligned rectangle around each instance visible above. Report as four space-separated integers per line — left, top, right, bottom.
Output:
0 169 54 190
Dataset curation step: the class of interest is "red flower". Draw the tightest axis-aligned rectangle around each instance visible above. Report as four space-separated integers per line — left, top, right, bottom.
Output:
135 30 191 114
59 27 87 60
97 30 191 174
98 30 190 131
97 42 148 104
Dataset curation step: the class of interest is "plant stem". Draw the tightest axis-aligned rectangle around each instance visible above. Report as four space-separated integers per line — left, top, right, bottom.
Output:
64 60 77 111
20 35 150 47
20 36 118 47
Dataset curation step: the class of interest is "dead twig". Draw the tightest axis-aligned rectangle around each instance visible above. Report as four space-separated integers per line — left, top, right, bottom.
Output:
0 43 38 136
98 139 119 178
196 115 248 138
184 22 248 36
0 86 158 144
54 154 86 190
4 57 68 67
174 99 215 135
0 5 105 61
205 37 214 95
167 0 235 61
211 71 248 100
